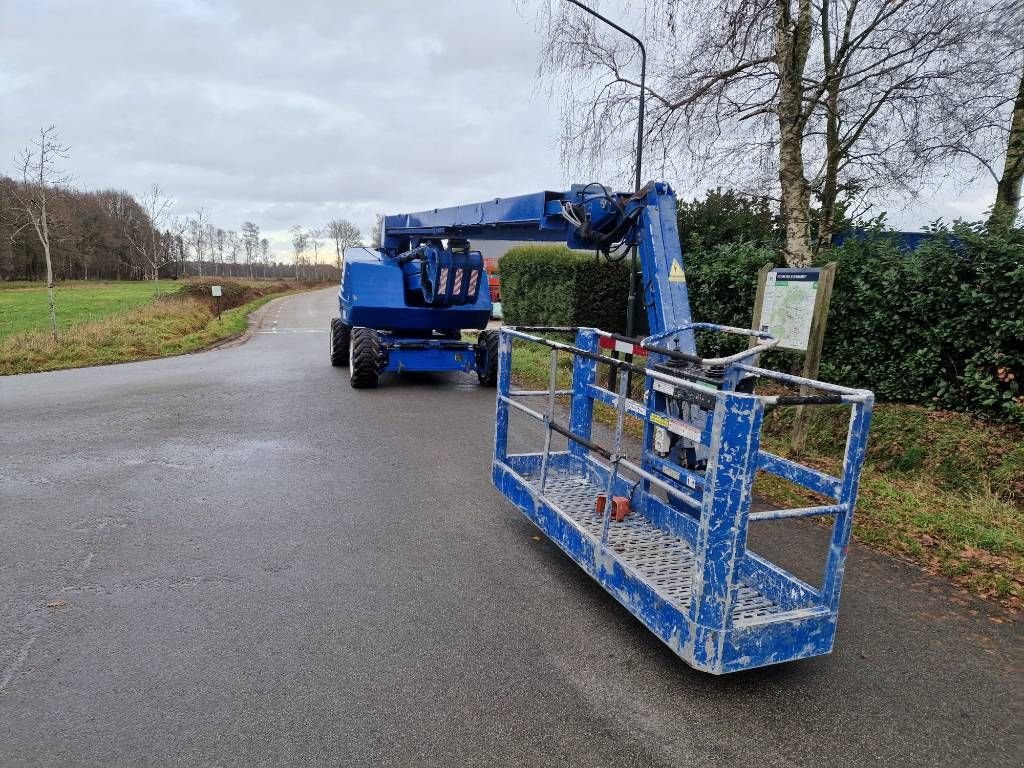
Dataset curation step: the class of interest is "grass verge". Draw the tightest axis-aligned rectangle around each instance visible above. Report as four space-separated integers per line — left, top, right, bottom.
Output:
0 280 182 338
500 332 1024 610
756 406 1022 609
0 281 312 375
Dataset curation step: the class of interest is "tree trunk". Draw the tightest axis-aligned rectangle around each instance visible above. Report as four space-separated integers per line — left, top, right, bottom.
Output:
817 74 842 249
775 0 814 267
44 246 57 339
990 66 1024 229
39 199 58 340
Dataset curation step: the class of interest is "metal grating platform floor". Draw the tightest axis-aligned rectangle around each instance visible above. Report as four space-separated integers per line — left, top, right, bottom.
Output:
524 470 782 623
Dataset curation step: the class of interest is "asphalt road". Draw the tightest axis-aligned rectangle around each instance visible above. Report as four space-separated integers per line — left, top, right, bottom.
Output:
1 287 1020 767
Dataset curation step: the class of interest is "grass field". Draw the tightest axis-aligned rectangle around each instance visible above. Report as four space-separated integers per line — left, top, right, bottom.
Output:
0 279 310 375
0 280 181 339
494 332 1024 610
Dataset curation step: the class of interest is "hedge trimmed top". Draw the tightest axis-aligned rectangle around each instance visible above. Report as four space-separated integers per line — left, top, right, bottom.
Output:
499 245 637 336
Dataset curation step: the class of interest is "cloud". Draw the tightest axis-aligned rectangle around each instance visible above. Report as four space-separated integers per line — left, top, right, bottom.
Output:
1 0 1002 258
1 0 563 257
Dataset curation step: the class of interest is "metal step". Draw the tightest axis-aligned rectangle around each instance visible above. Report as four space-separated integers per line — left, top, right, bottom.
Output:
524 470 782 623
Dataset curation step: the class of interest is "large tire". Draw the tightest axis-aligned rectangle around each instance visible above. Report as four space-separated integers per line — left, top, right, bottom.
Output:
330 318 351 367
476 329 499 387
349 327 381 389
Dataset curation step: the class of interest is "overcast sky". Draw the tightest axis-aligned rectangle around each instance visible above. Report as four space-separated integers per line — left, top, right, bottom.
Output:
2 0 998 259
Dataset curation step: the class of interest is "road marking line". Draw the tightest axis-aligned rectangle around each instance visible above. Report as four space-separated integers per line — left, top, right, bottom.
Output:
256 329 326 333
0 628 40 692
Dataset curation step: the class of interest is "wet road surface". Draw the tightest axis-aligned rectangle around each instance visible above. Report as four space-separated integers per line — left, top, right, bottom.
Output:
1 287 1020 766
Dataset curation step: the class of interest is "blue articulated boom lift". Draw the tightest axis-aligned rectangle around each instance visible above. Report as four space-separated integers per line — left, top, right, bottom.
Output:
339 181 874 673
330 216 498 388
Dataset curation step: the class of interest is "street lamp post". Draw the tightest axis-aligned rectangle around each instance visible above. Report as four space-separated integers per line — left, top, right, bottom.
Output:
564 0 646 338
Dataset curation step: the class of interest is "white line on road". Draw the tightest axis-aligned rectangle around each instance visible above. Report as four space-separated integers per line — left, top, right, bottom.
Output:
0 628 40 692
256 329 326 333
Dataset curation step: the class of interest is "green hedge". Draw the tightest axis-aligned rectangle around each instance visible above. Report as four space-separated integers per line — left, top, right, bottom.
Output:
683 242 777 358
820 224 1023 422
686 226 1024 422
497 226 1024 423
499 245 633 334
497 240 777 355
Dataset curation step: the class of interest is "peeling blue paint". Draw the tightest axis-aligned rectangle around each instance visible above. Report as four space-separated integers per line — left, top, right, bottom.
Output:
493 326 874 674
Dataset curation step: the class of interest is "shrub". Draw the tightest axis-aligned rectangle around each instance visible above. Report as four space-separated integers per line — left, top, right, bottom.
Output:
684 242 777 357
822 223 1023 422
677 188 781 252
499 245 634 334
176 278 297 313
497 223 1023 422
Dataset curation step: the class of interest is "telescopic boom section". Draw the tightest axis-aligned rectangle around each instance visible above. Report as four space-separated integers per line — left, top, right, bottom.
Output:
383 181 696 351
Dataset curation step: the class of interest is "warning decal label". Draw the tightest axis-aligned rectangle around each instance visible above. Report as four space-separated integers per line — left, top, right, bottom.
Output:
669 260 686 282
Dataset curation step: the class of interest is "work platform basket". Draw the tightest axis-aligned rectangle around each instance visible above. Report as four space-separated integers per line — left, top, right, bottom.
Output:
491 325 874 674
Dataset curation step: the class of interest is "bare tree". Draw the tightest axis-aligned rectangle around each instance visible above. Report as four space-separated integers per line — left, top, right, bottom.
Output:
979 2 1024 228
259 237 271 278
291 225 309 280
122 184 177 295
325 218 362 267
240 221 260 280
210 226 226 276
174 229 187 277
540 0 1001 264
9 126 70 338
225 229 241 272
204 223 216 275
186 208 209 277
370 214 384 249
309 226 324 281
159 218 186 281
990 66 1024 227
776 0 814 261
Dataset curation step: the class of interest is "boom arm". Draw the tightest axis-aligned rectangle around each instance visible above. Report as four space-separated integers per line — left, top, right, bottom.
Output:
382 182 696 351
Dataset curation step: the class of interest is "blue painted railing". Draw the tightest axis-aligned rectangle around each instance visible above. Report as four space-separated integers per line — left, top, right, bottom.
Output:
492 325 874 674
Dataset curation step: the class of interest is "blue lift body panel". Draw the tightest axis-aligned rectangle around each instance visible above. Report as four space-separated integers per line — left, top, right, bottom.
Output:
340 249 492 332
338 247 492 376
369 182 874 672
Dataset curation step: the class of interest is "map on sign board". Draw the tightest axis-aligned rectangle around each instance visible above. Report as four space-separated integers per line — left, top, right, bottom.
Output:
758 269 820 351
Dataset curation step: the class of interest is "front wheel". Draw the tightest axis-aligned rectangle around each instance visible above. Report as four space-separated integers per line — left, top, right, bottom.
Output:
349 327 381 389
330 318 351 366
476 329 499 387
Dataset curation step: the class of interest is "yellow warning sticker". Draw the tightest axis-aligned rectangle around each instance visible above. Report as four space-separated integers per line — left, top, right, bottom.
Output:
650 413 671 428
669 260 686 282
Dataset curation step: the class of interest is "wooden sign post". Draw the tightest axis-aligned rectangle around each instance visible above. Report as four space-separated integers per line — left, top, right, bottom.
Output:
211 285 223 317
751 262 837 453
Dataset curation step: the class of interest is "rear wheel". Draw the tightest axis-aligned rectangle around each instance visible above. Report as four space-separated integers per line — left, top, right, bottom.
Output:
349 327 381 389
476 329 499 387
330 318 350 366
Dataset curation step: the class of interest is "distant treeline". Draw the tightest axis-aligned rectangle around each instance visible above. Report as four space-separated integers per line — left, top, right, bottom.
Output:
172 260 340 282
0 177 338 283
1 178 147 281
